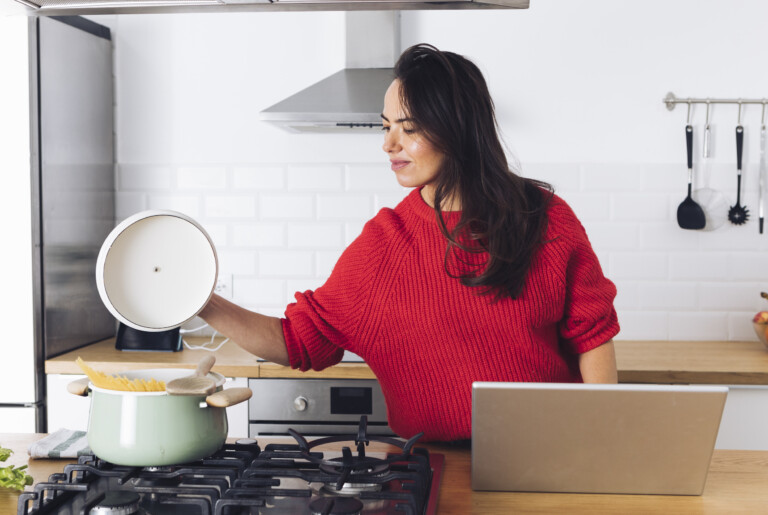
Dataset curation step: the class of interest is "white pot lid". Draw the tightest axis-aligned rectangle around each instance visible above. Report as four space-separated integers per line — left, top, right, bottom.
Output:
96 210 218 332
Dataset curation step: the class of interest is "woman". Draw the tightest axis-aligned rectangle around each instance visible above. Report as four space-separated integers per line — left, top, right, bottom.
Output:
199 43 619 442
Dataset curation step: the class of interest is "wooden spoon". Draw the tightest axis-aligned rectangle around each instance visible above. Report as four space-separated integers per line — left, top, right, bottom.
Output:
166 355 217 396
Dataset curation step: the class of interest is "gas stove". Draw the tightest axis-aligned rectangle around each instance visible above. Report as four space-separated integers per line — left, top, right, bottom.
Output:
17 417 443 515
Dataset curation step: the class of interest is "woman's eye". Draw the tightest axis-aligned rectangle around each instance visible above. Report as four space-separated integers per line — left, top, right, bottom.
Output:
381 126 390 132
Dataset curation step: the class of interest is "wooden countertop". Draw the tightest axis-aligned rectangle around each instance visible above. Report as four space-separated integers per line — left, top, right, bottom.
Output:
4 433 768 514
45 338 768 385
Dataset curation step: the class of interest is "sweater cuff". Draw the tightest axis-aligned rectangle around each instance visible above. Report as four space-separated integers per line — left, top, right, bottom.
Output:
281 315 344 371
562 309 621 354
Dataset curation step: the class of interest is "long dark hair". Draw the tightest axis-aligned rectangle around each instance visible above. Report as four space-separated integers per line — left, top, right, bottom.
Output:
394 43 553 301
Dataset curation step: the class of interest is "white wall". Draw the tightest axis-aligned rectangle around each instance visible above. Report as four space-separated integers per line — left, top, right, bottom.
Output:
97 0 768 342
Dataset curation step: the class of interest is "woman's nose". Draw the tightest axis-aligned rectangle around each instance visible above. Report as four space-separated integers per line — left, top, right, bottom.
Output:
382 129 398 154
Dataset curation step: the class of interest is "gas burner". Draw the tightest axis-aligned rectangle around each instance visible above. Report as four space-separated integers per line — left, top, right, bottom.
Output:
88 491 140 515
19 422 443 515
318 456 388 495
318 455 390 476
309 496 364 515
142 466 174 473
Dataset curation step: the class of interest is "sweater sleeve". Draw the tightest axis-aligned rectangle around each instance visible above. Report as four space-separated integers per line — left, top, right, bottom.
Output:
281 213 393 371
552 200 620 353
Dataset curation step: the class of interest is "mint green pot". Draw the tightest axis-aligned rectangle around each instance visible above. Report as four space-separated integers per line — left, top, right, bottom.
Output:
85 369 229 467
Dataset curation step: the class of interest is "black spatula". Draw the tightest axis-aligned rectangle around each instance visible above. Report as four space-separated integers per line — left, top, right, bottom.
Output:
677 125 706 230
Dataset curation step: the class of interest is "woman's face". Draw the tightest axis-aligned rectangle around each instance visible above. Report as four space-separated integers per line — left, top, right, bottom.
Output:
381 80 445 203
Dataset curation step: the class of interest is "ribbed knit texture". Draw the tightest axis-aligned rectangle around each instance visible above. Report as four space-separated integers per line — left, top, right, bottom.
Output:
282 187 619 441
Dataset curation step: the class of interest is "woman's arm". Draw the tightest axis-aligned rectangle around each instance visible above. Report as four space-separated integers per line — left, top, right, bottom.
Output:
198 293 290 366
578 340 617 383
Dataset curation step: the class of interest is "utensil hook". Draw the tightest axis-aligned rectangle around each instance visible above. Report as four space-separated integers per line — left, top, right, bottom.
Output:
761 101 766 128
705 101 711 126
686 101 693 125
737 101 743 125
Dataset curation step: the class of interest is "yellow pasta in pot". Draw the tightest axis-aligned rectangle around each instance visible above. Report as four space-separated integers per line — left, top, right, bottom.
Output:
76 357 166 392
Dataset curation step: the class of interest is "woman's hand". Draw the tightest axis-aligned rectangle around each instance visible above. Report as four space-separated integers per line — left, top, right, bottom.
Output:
578 340 617 383
198 294 290 366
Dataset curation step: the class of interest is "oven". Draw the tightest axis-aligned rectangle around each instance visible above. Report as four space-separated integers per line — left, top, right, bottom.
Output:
248 378 394 436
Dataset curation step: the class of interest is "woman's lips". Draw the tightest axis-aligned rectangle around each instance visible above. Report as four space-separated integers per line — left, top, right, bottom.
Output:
390 160 410 171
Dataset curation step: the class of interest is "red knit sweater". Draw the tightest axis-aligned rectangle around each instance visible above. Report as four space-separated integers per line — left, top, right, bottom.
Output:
282 188 619 442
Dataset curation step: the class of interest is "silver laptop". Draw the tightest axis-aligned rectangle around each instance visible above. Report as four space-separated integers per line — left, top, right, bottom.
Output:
471 382 728 495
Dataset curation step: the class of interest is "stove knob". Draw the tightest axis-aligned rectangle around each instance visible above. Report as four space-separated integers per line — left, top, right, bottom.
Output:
293 396 308 411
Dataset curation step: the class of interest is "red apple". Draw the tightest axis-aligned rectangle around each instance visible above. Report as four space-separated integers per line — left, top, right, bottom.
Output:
754 311 768 324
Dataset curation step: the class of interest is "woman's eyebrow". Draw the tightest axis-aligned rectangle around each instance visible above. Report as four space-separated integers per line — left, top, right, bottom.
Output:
380 114 414 123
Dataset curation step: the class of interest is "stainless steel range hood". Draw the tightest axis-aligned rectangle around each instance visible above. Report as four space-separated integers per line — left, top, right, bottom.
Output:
259 68 395 132
260 11 397 132
11 0 528 15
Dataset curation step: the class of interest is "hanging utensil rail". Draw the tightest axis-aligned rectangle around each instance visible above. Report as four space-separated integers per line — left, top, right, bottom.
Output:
664 92 767 111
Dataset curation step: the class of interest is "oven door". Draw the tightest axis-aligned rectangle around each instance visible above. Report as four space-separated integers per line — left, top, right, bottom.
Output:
248 378 394 436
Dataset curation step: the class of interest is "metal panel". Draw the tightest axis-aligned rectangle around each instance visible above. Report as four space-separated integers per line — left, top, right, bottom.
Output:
248 378 392 436
38 16 115 358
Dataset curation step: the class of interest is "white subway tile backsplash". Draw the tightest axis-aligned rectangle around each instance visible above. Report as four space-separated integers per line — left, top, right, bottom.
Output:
728 254 768 281
287 165 343 191
560 193 611 222
114 160 768 342
119 164 173 190
611 193 670 222
200 222 228 248
259 250 313 277
523 163 581 192
609 252 668 280
233 277 285 306
581 222 640 251
375 193 408 211
287 279 327 298
260 194 314 220
233 166 285 190
177 166 227 190
316 249 344 277
699 224 768 251
205 196 256 218
216 250 256 275
317 195 372 221
147 195 201 218
345 222 366 245
729 311 759 341
233 223 285 248
612 281 639 310
287 223 343 248
668 312 728 341
699 283 764 311
638 281 697 310
115 192 146 221
641 163 683 191
614 311 669 340
639 223 701 250
581 163 645 192
668 252 729 280
346 164 405 192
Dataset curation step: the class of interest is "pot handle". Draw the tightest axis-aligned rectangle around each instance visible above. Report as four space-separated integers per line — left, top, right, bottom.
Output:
67 377 91 397
206 387 252 408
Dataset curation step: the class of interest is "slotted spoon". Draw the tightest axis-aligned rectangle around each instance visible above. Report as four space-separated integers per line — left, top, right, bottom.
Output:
728 125 749 225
